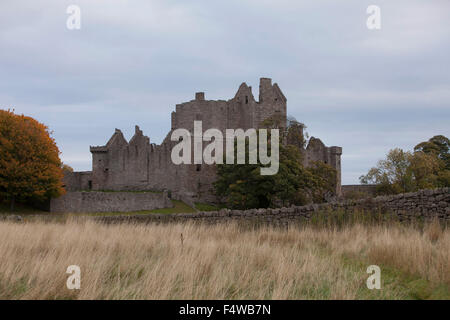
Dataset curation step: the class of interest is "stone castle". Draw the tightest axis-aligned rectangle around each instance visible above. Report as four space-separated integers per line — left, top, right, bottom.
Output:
64 78 342 203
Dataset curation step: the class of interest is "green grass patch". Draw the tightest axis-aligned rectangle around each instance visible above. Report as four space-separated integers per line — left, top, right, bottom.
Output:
1 200 197 219
84 200 197 216
0 202 48 216
194 202 220 212
338 252 450 300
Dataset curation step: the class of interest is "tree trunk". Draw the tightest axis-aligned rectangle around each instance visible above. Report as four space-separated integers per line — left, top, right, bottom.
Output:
10 196 15 212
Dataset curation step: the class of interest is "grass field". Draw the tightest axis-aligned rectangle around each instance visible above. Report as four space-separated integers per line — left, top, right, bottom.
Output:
0 219 448 299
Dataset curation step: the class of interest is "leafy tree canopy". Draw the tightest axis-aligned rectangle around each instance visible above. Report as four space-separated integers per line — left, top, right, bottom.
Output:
0 109 65 210
414 135 450 170
360 135 450 195
214 116 336 209
62 163 74 173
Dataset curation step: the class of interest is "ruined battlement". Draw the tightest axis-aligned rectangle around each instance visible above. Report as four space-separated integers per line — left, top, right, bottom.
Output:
90 146 108 153
171 78 287 134
67 78 342 202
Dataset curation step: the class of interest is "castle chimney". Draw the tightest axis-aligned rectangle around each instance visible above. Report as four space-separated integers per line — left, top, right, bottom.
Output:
259 78 272 103
135 125 142 135
260 78 272 86
195 92 205 101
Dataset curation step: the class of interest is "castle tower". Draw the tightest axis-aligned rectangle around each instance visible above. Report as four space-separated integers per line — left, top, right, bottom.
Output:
256 78 287 129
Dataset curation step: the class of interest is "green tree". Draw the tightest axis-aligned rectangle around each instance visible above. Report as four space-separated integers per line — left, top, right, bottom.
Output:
215 142 314 209
360 135 450 195
62 163 74 173
414 135 450 170
214 116 336 209
360 148 413 194
0 110 65 210
307 160 337 202
286 116 307 149
408 151 441 189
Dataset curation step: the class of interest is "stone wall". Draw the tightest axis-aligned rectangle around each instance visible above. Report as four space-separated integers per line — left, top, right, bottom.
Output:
62 171 92 191
96 188 449 225
50 191 172 213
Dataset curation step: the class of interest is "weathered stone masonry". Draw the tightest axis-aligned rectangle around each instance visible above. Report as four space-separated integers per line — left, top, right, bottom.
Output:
96 188 450 225
50 191 172 213
65 78 342 203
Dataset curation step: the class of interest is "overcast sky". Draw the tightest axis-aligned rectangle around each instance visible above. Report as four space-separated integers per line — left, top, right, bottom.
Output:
1 0 449 184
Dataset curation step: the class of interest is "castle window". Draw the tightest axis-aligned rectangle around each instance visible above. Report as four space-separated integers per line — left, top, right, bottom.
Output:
196 164 201 172
88 180 92 190
245 96 248 104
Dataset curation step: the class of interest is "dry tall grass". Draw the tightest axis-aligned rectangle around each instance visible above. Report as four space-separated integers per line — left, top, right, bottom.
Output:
0 219 448 299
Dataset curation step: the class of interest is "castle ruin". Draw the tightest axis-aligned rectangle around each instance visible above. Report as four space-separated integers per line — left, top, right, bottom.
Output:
64 78 342 203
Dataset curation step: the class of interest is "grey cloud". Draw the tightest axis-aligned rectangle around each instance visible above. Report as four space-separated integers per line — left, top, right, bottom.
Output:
0 0 449 184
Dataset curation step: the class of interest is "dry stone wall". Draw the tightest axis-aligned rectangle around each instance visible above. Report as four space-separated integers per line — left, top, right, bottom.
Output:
96 188 449 225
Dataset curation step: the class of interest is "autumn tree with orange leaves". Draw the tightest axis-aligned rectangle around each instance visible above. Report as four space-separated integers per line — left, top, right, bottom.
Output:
0 110 65 211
